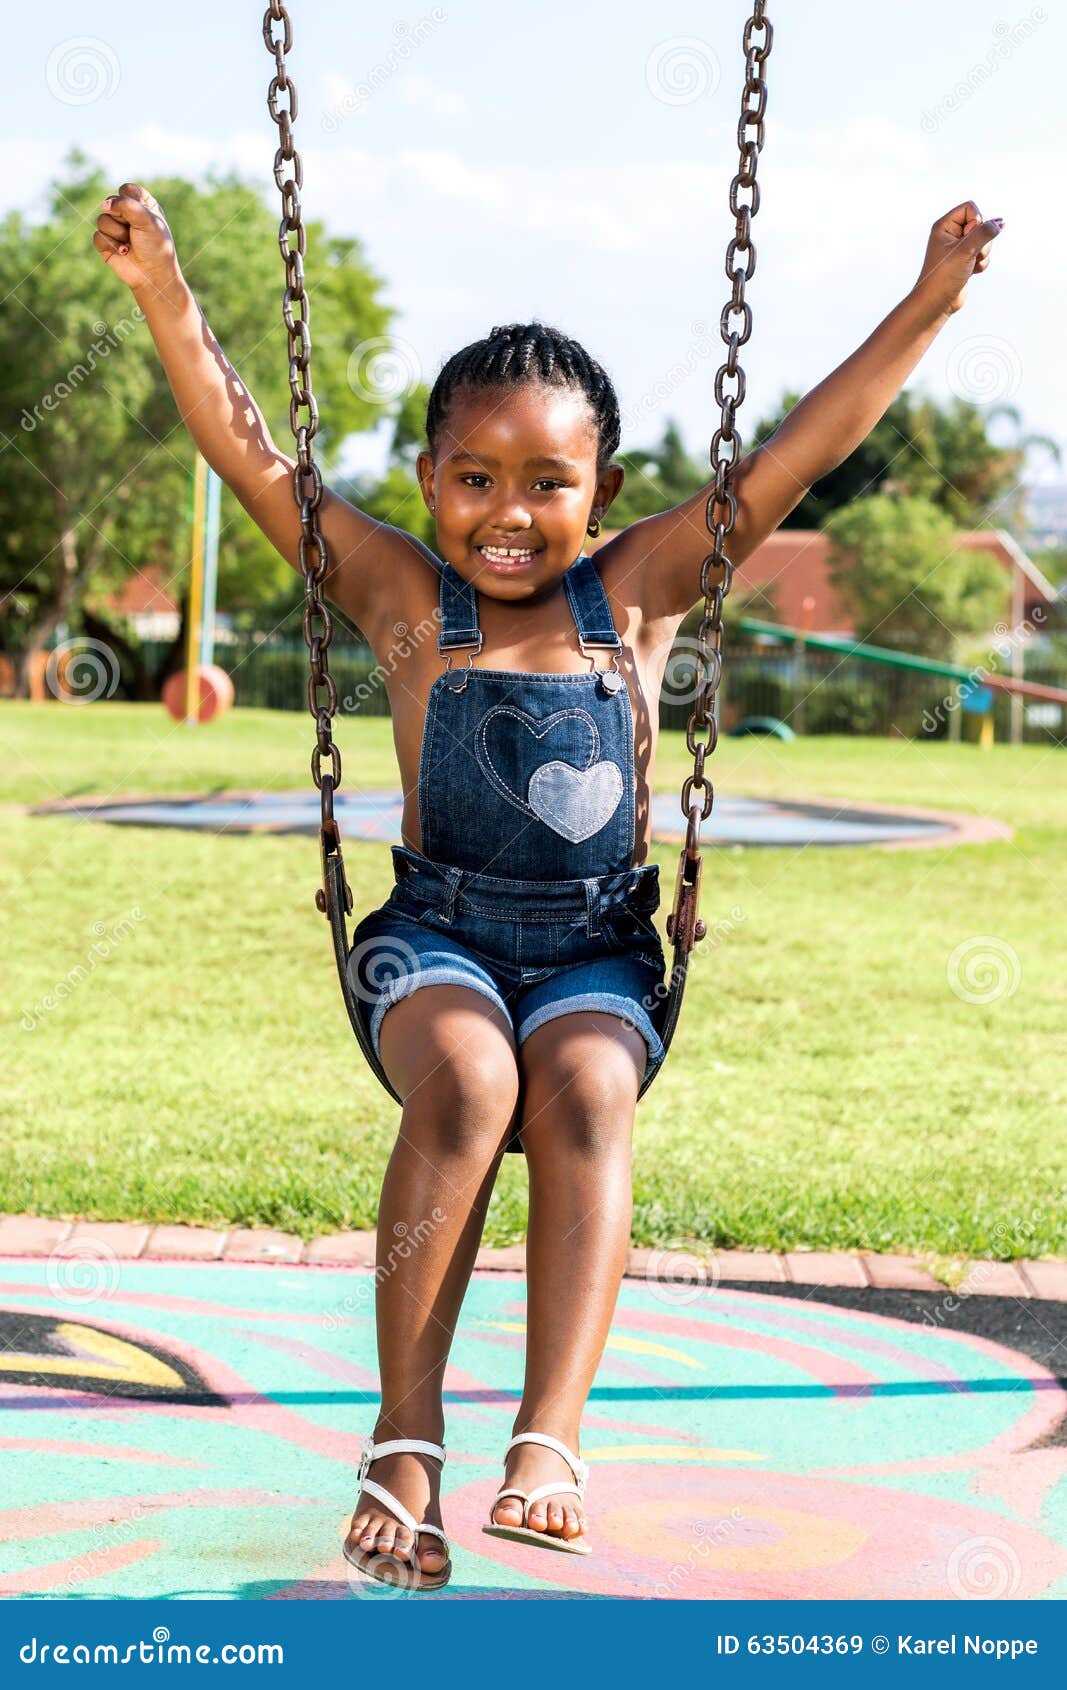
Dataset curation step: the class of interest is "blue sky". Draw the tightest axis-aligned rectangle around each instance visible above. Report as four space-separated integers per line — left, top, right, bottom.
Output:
13 0 1063 492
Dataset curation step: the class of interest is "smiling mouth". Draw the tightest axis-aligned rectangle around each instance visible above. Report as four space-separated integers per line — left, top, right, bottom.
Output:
475 544 542 570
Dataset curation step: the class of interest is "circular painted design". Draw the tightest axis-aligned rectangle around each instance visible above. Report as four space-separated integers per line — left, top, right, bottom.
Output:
0 1265 1062 1598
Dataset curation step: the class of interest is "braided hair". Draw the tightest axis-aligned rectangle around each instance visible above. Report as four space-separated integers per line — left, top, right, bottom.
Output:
425 321 621 471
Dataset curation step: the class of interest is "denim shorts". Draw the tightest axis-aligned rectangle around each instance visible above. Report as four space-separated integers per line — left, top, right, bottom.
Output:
346 846 668 1144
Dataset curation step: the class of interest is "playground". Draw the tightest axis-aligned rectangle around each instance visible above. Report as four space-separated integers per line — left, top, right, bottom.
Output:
1 1248 1065 1600
3 0 1066 1626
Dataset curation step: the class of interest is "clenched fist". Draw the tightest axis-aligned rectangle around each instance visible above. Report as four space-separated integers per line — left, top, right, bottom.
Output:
93 181 181 296
913 200 1004 317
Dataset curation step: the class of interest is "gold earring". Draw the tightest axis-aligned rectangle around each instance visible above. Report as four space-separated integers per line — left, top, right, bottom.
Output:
586 513 602 538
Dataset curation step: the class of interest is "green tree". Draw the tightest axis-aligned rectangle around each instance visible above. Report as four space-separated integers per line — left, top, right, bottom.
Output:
0 150 398 694
823 493 1007 658
606 420 706 529
754 390 1025 531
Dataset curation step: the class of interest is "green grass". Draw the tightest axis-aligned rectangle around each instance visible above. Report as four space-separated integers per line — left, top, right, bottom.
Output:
1 701 1064 1258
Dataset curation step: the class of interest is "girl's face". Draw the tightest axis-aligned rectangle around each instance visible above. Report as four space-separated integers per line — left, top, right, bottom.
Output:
416 382 624 601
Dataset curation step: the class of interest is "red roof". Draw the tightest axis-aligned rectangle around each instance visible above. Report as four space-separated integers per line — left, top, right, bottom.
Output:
101 565 180 617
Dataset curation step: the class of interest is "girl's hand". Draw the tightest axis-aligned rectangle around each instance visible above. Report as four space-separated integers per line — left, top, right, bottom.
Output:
93 182 182 296
912 200 1003 318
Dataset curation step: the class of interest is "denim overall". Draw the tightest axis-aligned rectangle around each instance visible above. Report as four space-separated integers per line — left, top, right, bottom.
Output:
347 552 667 1151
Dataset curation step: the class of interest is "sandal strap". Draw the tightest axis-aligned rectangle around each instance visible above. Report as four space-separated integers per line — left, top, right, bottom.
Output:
357 1435 445 1485
359 1474 419 1537
523 1480 583 1511
504 1431 588 1495
355 1434 449 1554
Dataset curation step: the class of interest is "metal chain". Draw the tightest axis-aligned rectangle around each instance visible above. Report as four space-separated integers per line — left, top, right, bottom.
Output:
667 2 772 952
262 1 351 916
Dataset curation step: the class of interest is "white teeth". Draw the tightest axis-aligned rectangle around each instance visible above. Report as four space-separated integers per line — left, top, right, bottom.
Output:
479 545 535 559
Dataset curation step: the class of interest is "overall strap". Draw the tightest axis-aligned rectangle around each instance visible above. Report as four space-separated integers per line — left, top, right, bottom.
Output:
436 559 483 654
563 554 622 654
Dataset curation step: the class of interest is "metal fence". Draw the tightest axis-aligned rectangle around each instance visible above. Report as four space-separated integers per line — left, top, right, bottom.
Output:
139 633 1066 746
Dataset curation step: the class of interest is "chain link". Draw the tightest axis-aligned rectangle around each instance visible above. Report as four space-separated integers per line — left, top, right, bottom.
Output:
667 3 772 953
263 2 351 915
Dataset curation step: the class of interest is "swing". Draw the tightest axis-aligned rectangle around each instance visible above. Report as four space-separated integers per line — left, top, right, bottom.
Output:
261 2 773 1103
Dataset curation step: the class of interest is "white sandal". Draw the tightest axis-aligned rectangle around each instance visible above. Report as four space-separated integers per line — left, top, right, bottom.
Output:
342 1435 452 1591
482 1431 592 1556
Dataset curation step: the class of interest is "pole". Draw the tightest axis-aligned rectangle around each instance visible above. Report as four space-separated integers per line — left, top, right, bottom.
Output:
184 454 207 725
199 466 221 670
1010 563 1024 747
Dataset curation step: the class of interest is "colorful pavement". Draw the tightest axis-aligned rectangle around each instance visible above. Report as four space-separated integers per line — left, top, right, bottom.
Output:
30 789 1012 849
1 1260 1064 1601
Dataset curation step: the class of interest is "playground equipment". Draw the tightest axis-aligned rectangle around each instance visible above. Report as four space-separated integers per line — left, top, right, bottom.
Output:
739 615 1067 745
261 2 774 1099
164 451 231 726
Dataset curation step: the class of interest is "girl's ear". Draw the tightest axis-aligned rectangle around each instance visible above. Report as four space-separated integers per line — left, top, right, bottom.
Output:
415 449 435 508
597 462 625 513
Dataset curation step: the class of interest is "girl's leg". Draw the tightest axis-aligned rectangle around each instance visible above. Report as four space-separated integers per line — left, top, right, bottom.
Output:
490 1011 645 1543
346 984 521 1574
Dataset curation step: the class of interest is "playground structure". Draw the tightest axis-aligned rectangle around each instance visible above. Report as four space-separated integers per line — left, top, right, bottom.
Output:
737 615 1067 748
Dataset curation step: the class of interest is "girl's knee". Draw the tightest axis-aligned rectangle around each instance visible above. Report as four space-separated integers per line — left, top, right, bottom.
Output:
395 1011 521 1158
521 1018 641 1154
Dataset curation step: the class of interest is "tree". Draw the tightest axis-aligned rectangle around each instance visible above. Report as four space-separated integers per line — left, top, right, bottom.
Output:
753 390 1026 532
823 493 1007 658
606 420 707 530
0 150 398 694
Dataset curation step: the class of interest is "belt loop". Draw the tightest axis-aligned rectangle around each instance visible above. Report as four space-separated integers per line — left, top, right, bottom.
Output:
441 865 463 925
583 878 601 939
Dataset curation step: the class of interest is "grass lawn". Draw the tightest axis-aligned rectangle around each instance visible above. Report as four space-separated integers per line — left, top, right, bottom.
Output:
1 701 1064 1261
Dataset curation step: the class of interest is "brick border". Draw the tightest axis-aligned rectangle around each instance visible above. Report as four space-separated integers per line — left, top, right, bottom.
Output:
0 1217 1062 1298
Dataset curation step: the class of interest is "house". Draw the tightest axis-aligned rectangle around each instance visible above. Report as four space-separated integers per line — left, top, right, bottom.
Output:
99 563 181 641
589 527 1059 638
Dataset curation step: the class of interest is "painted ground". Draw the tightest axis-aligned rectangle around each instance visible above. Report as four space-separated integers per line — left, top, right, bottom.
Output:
1 1262 1064 1601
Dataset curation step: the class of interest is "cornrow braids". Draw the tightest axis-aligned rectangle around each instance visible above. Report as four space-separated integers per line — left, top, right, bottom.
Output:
425 321 621 470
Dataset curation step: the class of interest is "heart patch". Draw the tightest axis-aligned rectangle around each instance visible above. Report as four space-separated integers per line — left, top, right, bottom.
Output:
475 703 624 842
528 759 624 843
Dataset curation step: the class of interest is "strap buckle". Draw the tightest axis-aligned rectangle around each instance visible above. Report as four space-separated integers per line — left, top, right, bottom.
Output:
665 807 706 953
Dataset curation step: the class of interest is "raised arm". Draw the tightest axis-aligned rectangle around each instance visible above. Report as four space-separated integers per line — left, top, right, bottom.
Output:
94 183 427 641
606 201 1004 626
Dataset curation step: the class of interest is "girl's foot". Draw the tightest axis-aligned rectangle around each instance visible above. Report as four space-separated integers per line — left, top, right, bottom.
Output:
345 1442 448 1577
489 1437 588 1543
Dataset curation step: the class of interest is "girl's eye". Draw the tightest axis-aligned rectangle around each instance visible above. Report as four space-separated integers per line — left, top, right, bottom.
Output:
459 475 565 492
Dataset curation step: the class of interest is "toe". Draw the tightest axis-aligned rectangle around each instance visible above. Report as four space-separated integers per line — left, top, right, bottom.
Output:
418 1538 447 1571
562 1505 584 1539
491 1496 524 1527
546 1501 565 1536
374 1520 398 1556
527 1500 549 1533
392 1527 415 1563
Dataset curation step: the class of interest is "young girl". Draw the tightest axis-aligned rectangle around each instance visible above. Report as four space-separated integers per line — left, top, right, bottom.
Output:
95 187 1000 1589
